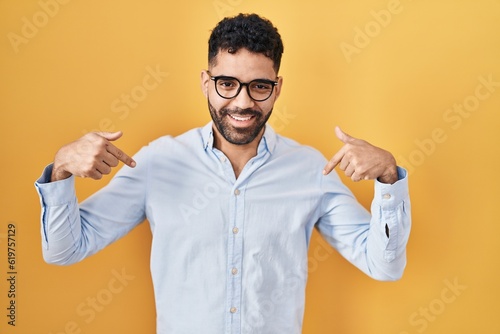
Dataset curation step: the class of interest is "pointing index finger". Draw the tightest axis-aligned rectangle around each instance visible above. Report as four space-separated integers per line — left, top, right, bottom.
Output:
323 146 346 175
106 142 136 168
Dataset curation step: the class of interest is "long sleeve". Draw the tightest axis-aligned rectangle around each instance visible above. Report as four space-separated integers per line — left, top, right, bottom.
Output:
33 124 413 333
34 146 149 265
317 167 411 281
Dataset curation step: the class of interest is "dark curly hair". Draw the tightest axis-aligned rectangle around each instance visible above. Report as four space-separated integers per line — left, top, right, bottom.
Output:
208 13 284 73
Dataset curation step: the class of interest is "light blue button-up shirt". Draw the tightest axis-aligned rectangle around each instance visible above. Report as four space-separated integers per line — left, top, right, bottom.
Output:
35 122 411 334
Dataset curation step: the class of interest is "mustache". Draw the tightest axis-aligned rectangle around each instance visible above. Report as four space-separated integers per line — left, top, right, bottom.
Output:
220 107 261 117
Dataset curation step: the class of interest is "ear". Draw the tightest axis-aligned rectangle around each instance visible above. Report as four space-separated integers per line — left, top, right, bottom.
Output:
200 70 210 98
274 76 283 100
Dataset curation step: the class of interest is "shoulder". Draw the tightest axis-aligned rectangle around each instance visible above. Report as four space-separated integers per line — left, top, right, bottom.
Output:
273 133 327 164
145 126 204 151
125 127 203 169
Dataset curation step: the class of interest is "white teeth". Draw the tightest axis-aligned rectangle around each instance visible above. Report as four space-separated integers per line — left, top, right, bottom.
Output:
229 114 252 121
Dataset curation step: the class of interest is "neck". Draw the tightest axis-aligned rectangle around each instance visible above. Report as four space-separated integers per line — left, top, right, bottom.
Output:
213 127 264 178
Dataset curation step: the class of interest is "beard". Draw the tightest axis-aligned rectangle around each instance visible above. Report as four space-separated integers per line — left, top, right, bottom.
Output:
208 99 272 145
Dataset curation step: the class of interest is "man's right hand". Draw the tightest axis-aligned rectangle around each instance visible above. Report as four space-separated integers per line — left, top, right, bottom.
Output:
51 131 136 182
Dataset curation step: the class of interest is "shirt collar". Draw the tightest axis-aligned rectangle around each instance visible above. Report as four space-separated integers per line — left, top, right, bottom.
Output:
202 122 214 150
202 121 277 155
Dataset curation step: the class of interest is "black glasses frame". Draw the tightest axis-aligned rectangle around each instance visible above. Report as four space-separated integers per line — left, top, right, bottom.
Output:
208 71 278 102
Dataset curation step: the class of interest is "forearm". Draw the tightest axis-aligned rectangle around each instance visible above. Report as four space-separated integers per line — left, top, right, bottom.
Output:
364 167 411 280
35 148 148 265
35 164 87 265
319 166 411 281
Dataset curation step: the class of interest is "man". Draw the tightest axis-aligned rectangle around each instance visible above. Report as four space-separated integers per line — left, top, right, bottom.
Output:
35 13 411 334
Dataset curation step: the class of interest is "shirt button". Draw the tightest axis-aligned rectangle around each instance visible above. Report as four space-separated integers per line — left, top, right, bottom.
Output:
231 268 238 275
230 307 237 313
234 189 240 196
220 156 227 163
232 227 239 234
382 193 391 200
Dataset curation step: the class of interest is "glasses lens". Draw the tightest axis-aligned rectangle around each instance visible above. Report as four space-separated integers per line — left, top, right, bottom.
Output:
212 75 276 101
249 80 274 101
215 77 240 99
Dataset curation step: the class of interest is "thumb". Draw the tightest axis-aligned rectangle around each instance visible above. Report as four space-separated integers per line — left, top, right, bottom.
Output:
334 126 354 144
96 131 123 142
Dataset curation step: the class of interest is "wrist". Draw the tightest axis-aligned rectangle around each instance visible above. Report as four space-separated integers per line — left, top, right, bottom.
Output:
50 163 72 182
377 165 398 184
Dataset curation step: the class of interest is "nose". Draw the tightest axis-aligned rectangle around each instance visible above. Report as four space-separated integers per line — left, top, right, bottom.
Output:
233 85 256 110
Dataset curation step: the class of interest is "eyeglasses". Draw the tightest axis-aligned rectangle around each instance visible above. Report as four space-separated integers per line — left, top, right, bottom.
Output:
208 71 278 102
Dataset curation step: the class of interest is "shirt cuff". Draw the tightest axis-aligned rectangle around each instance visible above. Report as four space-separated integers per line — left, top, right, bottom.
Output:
34 163 76 206
373 166 409 210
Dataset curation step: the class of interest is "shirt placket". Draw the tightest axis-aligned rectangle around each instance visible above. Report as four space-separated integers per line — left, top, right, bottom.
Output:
211 144 269 334
226 183 245 334
212 150 242 334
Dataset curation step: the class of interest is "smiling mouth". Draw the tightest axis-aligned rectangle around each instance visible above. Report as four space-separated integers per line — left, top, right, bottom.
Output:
228 114 255 122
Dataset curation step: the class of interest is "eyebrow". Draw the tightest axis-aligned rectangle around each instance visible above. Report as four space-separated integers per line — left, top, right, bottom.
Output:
211 74 277 82
207 70 278 82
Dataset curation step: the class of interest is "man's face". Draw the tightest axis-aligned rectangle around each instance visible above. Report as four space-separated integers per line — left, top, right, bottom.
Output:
201 48 282 146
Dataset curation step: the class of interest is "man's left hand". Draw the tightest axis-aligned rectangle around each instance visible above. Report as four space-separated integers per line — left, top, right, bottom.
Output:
323 126 398 184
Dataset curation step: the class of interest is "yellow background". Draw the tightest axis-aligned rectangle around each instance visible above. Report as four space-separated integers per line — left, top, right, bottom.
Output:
1 0 499 333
